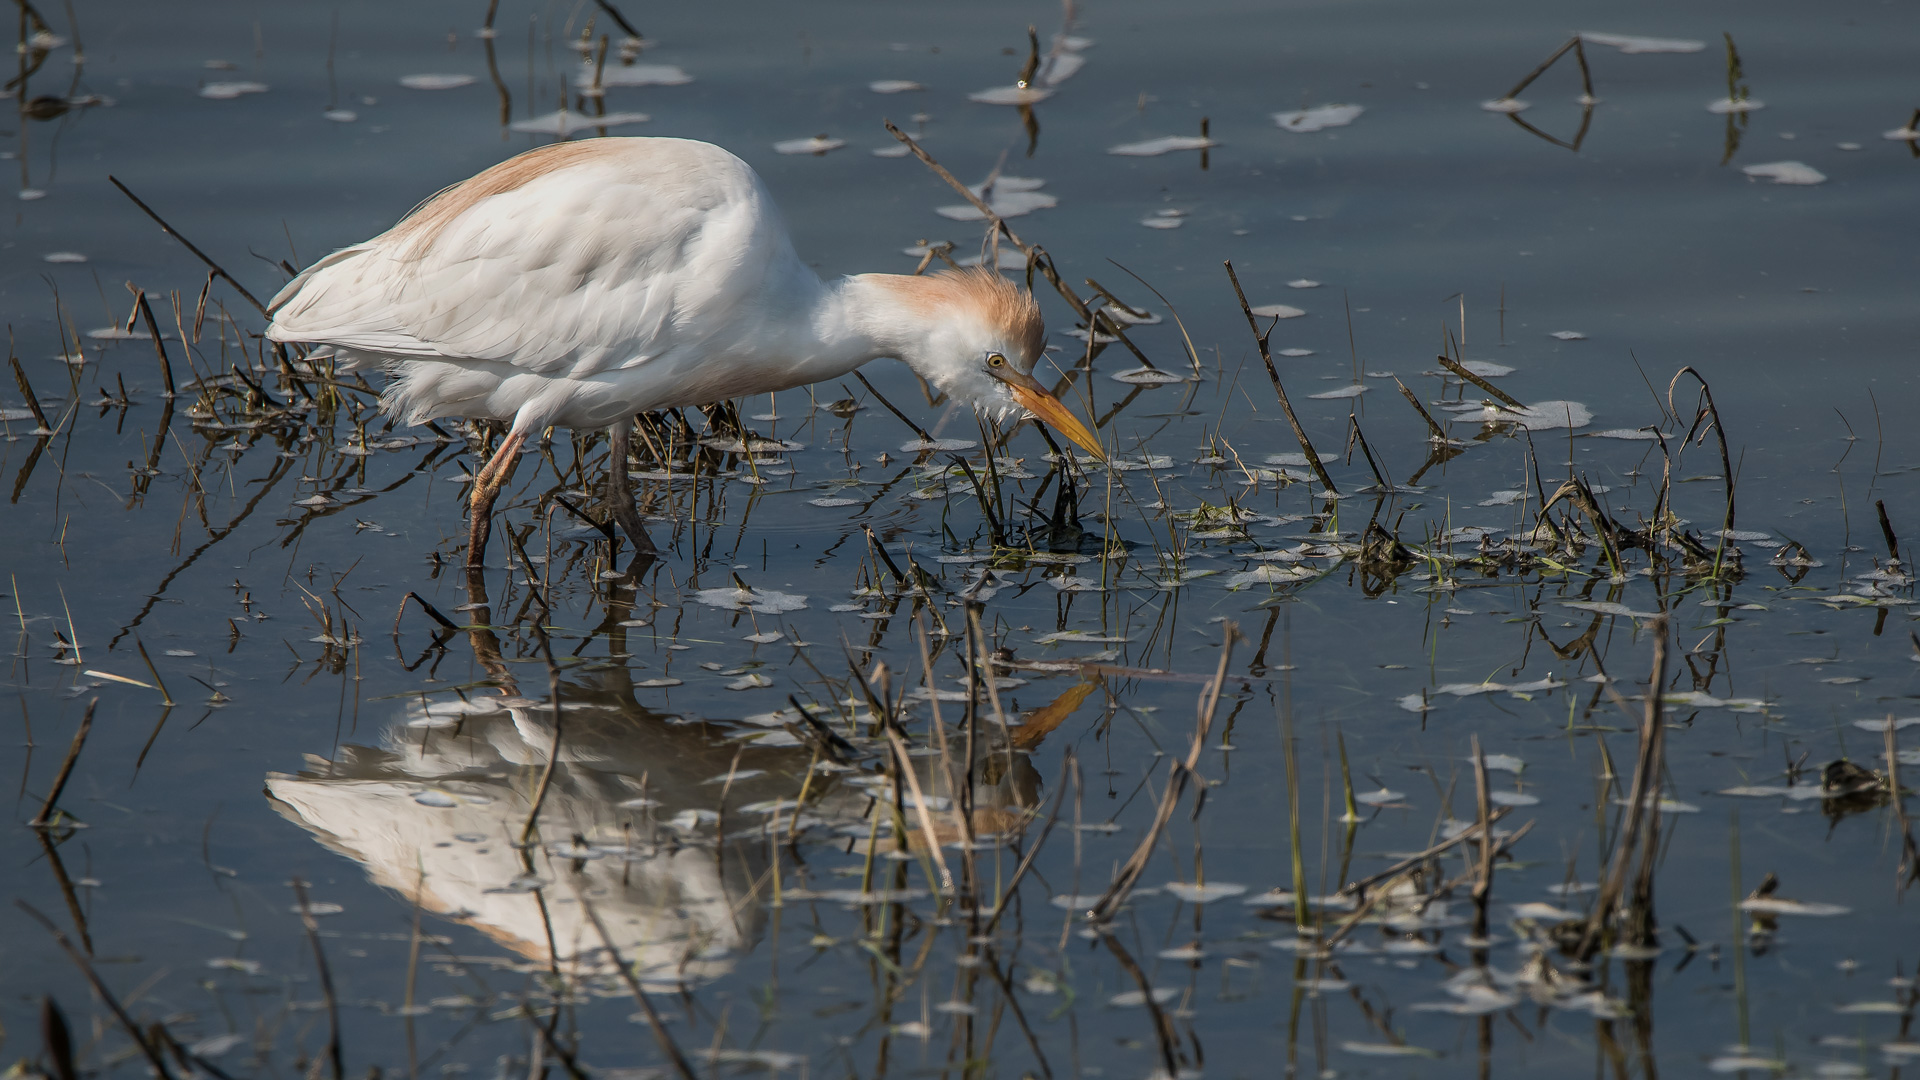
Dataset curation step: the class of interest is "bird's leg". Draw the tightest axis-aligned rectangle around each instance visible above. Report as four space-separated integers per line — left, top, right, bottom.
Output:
605 420 656 554
466 428 528 570
457 569 516 691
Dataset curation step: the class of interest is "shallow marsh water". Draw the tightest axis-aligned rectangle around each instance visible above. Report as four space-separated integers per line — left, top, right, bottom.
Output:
3 1 1919 1079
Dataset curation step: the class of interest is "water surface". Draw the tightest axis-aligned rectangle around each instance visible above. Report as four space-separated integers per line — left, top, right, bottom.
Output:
4 1 1918 1078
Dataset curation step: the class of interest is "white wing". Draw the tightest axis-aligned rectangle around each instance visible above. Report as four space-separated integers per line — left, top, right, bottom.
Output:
267 138 808 383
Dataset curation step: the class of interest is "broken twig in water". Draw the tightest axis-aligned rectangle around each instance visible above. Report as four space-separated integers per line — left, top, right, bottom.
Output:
1087 622 1236 922
30 699 95 828
582 900 702 1080
1222 260 1338 493
1577 617 1668 959
108 177 268 317
18 903 178 1080
1394 376 1448 442
291 878 345 1080
1501 35 1594 102
1436 353 1524 408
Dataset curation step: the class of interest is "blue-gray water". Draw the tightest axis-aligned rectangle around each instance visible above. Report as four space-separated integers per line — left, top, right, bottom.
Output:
4 1 1918 1078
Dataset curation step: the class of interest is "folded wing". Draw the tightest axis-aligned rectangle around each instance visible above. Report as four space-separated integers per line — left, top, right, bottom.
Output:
267 138 798 382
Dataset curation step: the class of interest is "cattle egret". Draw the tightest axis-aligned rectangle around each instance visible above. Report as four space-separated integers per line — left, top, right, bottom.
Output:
266 137 1102 568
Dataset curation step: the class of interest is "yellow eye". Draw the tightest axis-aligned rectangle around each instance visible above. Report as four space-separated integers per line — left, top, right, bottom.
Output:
986 353 1006 368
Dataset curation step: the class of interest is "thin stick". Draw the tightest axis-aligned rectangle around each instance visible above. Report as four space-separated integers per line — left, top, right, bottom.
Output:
133 639 175 706
394 591 460 634
852 370 933 443
1435 353 1523 408
862 524 909 588
1338 806 1514 897
1886 717 1918 887
1667 367 1736 573
518 684 566 850
41 996 76 1080
1222 261 1337 493
982 746 1074 934
1469 735 1494 942
1393 377 1448 441
292 878 345 1080
582 901 701 1080
30 699 94 828
882 724 956 894
134 292 176 398
16 903 177 1080
1322 818 1533 951
1503 36 1580 101
10 352 51 432
881 121 1149 367
1087 623 1236 922
1877 499 1901 565
107 177 267 316
1576 618 1668 959
591 0 642 40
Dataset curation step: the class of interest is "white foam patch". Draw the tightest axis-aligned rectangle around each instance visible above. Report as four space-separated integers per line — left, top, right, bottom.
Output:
1273 104 1364 132
773 135 846 155
1579 32 1706 54
1742 160 1826 185
507 109 648 135
398 74 475 90
1109 135 1216 156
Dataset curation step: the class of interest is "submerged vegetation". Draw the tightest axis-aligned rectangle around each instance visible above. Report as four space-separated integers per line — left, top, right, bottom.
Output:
6 2 1919 1080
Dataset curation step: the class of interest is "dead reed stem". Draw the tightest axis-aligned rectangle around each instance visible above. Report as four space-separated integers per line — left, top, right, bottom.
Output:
1222 261 1337 493
133 639 174 706
1393 376 1447 442
1100 933 1185 1079
108 176 267 317
1322 818 1533 952
134 291 176 398
1577 616 1668 959
40 997 75 1080
1338 806 1514 899
29 698 94 828
582 901 702 1080
1469 734 1494 941
852 370 934 444
882 724 956 895
1886 718 1918 887
291 878 345 1080
882 121 1156 370
983 746 1074 934
1668 367 1736 571
1876 499 1902 565
17 902 178 1080
1435 353 1523 408
1501 36 1592 101
10 352 50 433
1087 621 1236 922
393 591 460 635
916 616 978 902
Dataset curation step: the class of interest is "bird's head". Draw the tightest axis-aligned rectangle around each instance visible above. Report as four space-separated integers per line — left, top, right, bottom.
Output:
864 268 1104 459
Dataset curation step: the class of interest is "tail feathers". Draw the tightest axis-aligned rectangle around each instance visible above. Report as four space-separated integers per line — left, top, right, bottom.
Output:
266 244 431 355
381 360 502 426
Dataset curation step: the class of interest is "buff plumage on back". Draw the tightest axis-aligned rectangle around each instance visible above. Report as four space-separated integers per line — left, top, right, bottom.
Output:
266 138 797 381
871 267 1045 367
385 140 618 258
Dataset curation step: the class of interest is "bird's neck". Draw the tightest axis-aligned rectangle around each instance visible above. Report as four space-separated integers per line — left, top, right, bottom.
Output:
813 273 949 374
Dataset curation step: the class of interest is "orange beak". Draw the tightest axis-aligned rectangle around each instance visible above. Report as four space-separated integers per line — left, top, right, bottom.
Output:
996 369 1105 460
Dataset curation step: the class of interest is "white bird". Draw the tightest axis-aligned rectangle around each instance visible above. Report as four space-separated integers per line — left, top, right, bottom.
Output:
265 136 1102 568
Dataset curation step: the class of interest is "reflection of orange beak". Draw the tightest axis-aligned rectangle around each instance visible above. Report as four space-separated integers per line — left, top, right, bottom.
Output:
996 369 1105 460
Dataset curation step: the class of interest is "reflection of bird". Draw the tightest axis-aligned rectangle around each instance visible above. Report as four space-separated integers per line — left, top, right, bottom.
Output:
265 137 1104 568
267 678 786 987
265 667 1083 984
